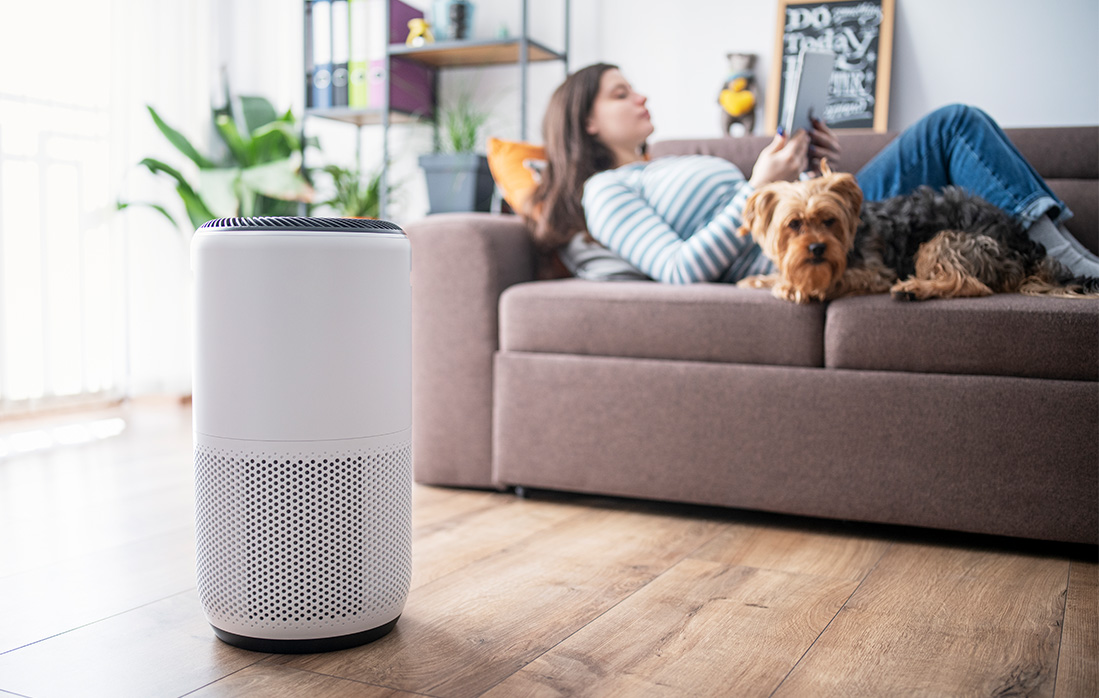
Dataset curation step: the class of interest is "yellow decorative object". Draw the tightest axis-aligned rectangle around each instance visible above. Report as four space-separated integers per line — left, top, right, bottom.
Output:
407 18 434 46
720 87 756 117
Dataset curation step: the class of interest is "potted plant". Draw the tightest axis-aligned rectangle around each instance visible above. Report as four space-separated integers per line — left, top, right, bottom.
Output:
419 93 494 214
118 93 315 234
319 164 387 218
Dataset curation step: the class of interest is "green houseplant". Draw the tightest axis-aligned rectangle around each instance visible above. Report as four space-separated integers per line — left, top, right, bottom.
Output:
119 94 315 234
319 164 386 218
419 93 494 213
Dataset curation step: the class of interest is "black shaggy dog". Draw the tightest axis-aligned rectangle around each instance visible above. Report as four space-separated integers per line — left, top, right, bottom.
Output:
854 185 1099 300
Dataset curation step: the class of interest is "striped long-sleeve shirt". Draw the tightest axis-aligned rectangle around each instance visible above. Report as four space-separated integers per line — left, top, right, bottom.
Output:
581 155 775 283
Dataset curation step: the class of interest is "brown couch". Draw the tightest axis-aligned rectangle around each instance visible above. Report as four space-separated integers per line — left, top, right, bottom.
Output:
407 127 1099 545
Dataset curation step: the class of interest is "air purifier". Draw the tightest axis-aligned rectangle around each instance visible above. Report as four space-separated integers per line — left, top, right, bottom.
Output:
191 216 412 653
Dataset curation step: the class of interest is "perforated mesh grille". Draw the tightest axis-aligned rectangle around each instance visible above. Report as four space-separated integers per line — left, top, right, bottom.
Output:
198 216 403 233
194 440 412 632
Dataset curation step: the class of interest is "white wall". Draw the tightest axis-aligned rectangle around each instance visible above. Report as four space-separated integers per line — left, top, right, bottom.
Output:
221 0 1099 222
576 0 1099 138
886 0 1099 131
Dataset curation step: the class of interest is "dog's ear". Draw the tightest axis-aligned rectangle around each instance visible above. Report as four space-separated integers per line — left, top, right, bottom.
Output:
826 172 864 218
825 172 863 245
738 187 781 241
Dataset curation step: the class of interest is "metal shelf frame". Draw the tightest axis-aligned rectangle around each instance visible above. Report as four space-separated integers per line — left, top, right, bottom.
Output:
302 0 570 219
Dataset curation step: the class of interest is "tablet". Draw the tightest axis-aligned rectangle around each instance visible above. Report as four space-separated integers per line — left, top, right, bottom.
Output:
782 49 835 134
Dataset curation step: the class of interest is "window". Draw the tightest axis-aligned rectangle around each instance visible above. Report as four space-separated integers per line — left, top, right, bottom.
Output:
0 0 213 415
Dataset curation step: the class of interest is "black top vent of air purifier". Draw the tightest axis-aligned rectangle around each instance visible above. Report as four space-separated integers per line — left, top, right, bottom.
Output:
198 217 404 234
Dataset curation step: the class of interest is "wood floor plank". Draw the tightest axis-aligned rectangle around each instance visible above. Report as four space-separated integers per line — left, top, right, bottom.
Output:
484 557 858 697
691 523 891 581
410 485 500 530
0 526 196 653
0 471 195 578
273 503 725 698
1 404 1094 698
185 661 423 697
773 543 1070 697
411 490 587 590
0 414 195 578
0 590 260 698
1056 560 1098 697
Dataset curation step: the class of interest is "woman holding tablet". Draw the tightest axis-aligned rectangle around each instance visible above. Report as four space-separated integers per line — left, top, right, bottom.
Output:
525 63 1098 283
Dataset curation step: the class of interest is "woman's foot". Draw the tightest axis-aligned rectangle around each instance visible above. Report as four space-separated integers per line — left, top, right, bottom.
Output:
1027 216 1099 277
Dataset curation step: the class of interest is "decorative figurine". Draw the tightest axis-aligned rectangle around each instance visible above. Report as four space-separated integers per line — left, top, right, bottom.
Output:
407 18 435 47
719 52 759 137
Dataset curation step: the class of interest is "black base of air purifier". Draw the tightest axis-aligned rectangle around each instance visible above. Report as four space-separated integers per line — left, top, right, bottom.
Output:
211 616 400 654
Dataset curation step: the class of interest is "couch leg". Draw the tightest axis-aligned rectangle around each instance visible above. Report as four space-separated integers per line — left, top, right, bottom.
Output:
513 486 529 499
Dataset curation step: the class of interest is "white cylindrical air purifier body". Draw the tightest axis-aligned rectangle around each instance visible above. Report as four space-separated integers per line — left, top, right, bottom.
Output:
191 216 412 653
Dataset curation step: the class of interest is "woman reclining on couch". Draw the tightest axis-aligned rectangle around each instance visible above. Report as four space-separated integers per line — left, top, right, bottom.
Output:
524 63 1099 283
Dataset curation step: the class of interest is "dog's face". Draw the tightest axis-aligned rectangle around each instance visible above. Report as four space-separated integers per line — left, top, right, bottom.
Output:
739 169 864 300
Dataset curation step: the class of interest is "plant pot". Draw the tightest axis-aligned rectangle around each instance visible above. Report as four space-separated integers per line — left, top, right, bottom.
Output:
419 153 494 214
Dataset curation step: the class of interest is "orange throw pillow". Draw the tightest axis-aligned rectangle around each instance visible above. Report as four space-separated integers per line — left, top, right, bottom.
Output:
486 137 546 215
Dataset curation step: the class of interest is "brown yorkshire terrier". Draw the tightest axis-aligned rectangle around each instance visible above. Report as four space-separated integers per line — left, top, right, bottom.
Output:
736 161 1099 303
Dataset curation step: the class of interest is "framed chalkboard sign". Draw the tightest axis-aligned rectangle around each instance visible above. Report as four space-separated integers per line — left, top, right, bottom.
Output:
765 0 895 133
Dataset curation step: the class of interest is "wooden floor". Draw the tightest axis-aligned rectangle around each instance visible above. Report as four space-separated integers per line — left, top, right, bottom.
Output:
0 403 1095 698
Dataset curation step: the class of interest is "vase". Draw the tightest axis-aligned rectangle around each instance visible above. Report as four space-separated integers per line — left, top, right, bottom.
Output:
433 0 474 41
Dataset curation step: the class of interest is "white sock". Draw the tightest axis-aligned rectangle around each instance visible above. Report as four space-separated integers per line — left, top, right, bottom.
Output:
1026 216 1099 278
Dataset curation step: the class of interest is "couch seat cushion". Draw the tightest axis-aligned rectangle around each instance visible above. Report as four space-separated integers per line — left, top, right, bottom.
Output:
500 279 825 367
825 294 1099 381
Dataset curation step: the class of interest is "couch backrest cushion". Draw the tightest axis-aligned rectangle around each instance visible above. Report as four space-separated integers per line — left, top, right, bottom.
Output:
651 127 1098 254
650 133 897 175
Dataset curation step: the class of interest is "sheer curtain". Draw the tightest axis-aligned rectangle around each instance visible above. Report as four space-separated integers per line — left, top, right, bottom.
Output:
0 0 214 415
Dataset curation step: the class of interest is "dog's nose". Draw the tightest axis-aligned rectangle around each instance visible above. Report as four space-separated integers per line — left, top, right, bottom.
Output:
809 242 827 258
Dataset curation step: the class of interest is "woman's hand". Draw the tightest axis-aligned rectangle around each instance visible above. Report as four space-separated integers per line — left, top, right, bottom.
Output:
748 129 810 188
808 118 841 175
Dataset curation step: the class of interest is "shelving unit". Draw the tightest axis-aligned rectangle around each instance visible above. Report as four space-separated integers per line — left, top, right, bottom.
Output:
388 36 566 68
304 107 425 127
303 0 570 219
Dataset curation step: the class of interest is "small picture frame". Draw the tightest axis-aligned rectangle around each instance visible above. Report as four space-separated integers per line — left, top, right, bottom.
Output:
765 0 895 133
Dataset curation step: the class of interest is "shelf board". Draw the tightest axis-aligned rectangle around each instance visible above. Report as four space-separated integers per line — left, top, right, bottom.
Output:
388 38 565 68
305 107 432 127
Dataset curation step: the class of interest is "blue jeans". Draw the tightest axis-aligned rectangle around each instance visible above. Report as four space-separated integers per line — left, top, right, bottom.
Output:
856 104 1071 227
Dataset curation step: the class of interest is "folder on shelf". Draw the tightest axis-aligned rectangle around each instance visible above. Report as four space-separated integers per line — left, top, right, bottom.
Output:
308 0 334 109
363 0 435 116
310 0 434 116
348 0 369 107
305 1 314 106
386 0 424 45
331 0 350 107
372 58 434 116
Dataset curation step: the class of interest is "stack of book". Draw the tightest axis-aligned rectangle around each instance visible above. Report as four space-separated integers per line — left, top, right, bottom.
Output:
305 0 434 115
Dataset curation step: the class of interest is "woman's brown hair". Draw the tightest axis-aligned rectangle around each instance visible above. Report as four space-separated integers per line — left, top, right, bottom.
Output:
524 63 621 251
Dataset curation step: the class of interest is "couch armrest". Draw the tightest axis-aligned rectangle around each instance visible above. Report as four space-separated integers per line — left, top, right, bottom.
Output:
407 213 536 487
